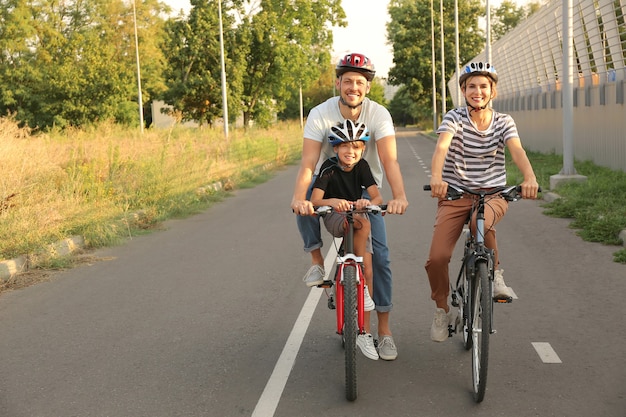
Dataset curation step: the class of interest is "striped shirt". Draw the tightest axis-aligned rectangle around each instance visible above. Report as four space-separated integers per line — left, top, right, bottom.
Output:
436 107 519 189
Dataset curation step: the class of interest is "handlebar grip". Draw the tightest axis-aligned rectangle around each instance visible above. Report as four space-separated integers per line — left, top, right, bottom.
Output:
515 185 543 192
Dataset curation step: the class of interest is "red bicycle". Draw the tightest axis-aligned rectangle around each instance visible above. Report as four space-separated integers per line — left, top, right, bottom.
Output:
314 204 387 401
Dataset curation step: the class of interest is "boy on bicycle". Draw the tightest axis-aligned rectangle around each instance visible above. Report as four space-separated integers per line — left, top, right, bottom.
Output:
310 119 382 360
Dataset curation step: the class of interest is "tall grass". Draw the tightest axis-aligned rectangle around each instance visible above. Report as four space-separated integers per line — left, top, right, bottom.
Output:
0 117 302 262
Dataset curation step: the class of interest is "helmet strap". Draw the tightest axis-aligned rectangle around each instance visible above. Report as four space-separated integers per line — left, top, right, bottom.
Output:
333 154 352 171
339 96 363 110
465 98 492 113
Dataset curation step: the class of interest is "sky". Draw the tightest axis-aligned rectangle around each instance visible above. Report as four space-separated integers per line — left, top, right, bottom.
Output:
161 0 532 78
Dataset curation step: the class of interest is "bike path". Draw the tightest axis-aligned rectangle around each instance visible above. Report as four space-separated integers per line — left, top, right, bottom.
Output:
0 130 624 416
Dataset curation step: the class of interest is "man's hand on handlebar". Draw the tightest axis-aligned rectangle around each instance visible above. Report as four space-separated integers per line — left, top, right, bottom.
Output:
291 199 314 216
385 197 409 215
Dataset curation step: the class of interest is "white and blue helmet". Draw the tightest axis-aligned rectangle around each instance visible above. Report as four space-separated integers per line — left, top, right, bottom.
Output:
329 119 370 146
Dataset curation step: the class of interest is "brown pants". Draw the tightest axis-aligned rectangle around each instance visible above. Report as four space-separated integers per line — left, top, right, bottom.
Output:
424 196 509 306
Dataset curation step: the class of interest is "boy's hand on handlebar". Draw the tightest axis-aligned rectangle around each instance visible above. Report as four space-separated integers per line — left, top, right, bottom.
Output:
333 199 352 212
354 198 371 210
291 199 314 216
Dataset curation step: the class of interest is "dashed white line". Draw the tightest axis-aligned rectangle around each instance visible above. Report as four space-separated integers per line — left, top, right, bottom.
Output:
532 342 562 363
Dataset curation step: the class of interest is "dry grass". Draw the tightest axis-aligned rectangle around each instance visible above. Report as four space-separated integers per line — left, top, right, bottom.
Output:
0 117 302 262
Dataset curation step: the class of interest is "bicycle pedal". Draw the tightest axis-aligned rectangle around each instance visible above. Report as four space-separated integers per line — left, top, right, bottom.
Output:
493 296 513 303
447 325 455 337
317 280 334 289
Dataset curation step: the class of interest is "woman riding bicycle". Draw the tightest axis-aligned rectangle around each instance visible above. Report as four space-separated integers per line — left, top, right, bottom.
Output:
425 62 539 342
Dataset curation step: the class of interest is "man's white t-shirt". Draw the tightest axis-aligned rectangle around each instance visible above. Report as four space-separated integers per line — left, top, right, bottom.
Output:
303 96 395 187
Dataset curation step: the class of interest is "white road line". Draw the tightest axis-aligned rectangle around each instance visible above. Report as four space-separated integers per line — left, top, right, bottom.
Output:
251 239 340 417
532 342 562 363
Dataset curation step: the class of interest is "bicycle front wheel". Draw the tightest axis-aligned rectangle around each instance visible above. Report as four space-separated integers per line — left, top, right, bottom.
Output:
342 264 358 401
461 261 472 350
471 261 491 402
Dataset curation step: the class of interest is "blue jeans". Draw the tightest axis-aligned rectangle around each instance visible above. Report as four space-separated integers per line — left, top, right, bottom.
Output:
296 182 393 312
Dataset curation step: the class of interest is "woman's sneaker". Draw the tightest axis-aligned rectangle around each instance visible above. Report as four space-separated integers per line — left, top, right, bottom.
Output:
363 285 375 311
431 308 454 342
493 269 513 301
356 333 379 360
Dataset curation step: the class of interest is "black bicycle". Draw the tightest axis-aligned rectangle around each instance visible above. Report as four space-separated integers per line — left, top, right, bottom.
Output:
424 184 539 402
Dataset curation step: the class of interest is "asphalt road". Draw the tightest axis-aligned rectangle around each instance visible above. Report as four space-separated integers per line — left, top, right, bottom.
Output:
0 129 624 417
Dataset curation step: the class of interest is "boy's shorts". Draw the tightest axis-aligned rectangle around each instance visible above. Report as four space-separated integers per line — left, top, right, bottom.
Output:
322 211 372 253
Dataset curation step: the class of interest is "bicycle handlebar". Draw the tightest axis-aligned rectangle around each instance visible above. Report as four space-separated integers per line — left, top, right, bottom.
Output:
314 204 388 216
423 184 541 202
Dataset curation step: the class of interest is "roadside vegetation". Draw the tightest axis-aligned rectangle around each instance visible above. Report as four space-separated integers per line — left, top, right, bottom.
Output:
2 121 624 271
506 151 626 264
0 117 302 266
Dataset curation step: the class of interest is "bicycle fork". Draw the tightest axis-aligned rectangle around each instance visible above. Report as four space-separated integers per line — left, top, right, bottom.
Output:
333 259 365 336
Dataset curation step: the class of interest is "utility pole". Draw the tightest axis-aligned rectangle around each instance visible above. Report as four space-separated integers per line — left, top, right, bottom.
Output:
218 0 229 139
550 0 586 189
132 0 144 133
440 0 446 116
430 0 437 129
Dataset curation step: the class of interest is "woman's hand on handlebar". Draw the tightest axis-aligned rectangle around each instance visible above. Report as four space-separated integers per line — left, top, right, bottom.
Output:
429 178 449 199
519 179 540 200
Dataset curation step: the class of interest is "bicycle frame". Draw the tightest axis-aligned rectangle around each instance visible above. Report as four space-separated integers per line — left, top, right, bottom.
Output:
314 205 386 333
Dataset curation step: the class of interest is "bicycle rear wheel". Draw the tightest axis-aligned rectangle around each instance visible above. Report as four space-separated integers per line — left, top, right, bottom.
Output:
342 264 358 401
471 262 491 402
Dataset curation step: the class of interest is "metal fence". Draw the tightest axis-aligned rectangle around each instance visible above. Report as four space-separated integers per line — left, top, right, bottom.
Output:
449 0 626 172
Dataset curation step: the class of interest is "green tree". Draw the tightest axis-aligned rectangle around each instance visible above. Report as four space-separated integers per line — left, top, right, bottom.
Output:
161 2 223 126
491 0 542 41
278 63 336 121
0 0 168 129
386 0 483 120
388 86 420 127
237 0 344 127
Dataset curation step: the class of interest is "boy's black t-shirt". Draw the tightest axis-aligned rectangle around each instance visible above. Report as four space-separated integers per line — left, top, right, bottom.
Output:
313 157 377 201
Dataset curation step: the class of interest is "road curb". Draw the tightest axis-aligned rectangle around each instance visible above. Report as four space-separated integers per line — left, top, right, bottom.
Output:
0 180 228 284
0 236 85 283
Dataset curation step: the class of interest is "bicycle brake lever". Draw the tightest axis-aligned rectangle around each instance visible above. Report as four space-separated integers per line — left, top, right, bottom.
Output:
315 205 333 215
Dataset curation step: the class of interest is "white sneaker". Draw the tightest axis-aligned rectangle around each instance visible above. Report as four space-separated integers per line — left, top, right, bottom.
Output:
431 308 454 342
493 269 513 301
356 333 379 360
363 285 375 312
302 264 325 287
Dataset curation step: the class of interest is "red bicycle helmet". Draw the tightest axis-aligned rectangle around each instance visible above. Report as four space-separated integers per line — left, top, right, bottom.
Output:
335 53 376 81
